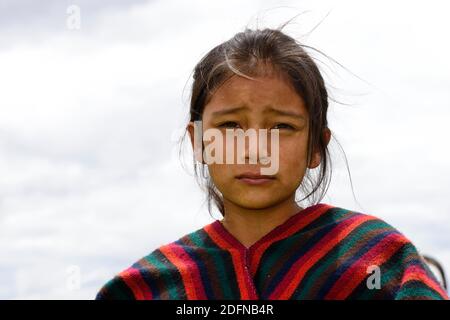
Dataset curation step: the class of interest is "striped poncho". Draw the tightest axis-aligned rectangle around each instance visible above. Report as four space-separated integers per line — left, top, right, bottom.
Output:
96 203 449 300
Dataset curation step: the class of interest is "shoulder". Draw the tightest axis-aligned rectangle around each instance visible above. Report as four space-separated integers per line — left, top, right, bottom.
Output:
323 205 448 299
322 204 412 242
324 205 422 263
95 272 136 300
95 225 211 300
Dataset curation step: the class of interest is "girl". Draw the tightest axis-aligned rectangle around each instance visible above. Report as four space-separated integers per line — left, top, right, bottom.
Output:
95 27 448 300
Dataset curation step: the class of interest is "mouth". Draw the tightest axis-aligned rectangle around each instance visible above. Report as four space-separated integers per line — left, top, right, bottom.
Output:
235 172 276 185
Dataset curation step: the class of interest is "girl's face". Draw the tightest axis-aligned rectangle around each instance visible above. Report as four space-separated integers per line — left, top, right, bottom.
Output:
190 72 323 210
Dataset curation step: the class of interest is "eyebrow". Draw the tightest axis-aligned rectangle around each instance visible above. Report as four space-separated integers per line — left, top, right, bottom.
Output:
211 105 306 120
211 106 249 117
265 107 306 120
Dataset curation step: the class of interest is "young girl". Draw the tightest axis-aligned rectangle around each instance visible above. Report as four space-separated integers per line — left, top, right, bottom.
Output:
95 27 448 300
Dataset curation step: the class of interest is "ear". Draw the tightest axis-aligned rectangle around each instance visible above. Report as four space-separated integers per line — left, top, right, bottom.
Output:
308 127 331 169
187 121 195 149
187 121 205 164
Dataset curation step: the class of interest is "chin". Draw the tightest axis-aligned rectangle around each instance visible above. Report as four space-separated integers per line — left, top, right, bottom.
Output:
231 196 281 210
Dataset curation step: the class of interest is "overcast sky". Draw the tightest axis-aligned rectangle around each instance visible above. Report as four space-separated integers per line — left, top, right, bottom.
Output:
0 0 449 299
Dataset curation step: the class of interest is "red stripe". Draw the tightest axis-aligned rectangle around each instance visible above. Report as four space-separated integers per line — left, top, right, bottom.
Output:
120 267 152 300
169 243 208 299
325 232 407 299
269 214 375 299
204 224 257 299
204 223 234 249
249 203 332 276
400 264 449 299
159 244 200 299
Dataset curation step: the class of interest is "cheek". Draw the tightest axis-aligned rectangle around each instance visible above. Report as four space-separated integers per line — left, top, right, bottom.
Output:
207 164 234 188
278 136 309 177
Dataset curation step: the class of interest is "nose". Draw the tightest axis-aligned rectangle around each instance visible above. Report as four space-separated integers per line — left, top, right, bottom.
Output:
234 128 272 165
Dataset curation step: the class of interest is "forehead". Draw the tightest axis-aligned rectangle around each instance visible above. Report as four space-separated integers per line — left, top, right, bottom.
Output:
203 74 307 117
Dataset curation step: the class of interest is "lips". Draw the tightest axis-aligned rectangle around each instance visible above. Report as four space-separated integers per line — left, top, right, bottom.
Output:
235 172 276 185
236 172 276 179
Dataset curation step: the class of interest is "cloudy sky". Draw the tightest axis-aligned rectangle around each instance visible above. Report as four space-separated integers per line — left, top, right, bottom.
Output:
0 0 449 299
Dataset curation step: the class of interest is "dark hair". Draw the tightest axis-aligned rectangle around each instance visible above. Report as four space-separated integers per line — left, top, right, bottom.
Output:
181 24 355 217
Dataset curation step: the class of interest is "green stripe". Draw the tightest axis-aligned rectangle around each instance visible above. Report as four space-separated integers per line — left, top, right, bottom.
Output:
304 207 353 231
395 281 445 300
294 220 389 299
258 209 351 279
356 243 418 299
146 252 181 299
356 255 406 299
99 276 134 299
189 232 235 298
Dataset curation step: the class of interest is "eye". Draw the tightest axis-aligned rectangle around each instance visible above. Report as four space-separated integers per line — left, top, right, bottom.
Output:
218 121 241 129
272 123 295 130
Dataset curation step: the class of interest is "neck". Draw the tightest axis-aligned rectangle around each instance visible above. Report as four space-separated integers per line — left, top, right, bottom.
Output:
221 196 303 249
